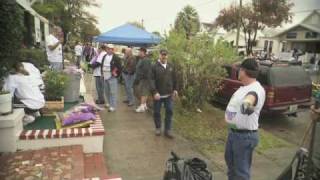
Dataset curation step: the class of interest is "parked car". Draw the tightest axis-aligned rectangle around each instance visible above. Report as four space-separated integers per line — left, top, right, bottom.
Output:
216 61 313 115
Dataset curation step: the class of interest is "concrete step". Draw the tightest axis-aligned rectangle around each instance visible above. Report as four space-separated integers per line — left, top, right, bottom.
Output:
17 114 105 153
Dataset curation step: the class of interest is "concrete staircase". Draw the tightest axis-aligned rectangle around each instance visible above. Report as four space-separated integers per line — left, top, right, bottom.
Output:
0 145 121 180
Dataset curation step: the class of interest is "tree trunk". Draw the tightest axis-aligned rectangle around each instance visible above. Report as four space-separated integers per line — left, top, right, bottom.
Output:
246 31 252 55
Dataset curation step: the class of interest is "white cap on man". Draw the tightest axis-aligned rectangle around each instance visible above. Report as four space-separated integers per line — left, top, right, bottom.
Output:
106 44 115 49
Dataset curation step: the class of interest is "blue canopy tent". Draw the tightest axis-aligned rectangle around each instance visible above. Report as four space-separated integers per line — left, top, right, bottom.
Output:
94 24 161 46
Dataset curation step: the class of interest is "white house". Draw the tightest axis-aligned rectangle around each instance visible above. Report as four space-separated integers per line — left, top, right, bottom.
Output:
209 9 320 60
265 10 320 54
16 0 50 47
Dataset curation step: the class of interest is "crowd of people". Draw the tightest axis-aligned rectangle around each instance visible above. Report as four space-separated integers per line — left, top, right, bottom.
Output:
80 43 179 138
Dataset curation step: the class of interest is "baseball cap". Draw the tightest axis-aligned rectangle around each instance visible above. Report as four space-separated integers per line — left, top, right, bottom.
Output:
240 58 259 78
139 47 147 53
240 58 259 71
106 44 115 49
160 49 168 55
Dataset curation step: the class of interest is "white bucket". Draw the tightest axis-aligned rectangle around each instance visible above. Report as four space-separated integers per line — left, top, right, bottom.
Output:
0 93 12 114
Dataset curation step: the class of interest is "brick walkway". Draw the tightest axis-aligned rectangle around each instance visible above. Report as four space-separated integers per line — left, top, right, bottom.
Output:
0 145 112 180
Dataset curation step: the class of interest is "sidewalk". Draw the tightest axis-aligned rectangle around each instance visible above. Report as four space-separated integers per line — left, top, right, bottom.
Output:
84 75 224 180
85 75 297 180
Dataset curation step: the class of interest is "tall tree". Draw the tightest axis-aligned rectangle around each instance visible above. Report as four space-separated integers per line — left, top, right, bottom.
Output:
216 0 293 54
174 5 200 39
79 21 100 42
33 0 99 42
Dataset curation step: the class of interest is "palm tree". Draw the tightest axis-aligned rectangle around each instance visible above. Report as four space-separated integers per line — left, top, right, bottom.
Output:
174 5 200 39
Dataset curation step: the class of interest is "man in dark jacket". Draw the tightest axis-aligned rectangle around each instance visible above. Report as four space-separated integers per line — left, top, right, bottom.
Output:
134 47 152 113
150 49 178 138
122 48 137 106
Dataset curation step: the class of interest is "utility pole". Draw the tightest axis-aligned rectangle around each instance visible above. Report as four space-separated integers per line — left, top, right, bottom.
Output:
235 0 242 50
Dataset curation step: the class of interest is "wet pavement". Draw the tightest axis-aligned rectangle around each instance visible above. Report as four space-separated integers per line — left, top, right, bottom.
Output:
84 75 299 180
260 109 312 146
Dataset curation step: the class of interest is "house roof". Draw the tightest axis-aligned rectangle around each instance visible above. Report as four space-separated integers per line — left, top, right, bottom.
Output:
268 10 320 37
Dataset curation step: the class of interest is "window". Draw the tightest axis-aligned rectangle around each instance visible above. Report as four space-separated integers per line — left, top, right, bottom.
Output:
305 32 318 39
268 41 273 53
264 40 268 51
281 42 287 52
286 32 297 39
269 66 311 87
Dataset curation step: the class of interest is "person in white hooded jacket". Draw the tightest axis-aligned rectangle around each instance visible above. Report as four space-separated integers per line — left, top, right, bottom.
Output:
3 62 45 125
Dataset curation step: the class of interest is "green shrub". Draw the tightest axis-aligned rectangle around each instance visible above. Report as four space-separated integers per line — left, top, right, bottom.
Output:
19 48 49 70
160 31 238 109
43 69 69 101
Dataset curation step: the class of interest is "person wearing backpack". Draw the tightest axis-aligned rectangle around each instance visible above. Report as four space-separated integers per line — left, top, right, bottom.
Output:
91 45 107 105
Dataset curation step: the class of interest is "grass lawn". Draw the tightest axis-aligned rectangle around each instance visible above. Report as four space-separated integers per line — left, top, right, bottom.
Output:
173 102 293 155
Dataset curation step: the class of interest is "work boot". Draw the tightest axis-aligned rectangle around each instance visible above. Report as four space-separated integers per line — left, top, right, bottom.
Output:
128 103 134 107
135 105 146 113
164 131 174 139
108 107 116 112
155 129 161 136
23 115 35 126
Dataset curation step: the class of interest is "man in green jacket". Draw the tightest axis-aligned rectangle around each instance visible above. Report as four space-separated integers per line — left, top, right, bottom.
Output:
134 47 152 113
150 49 178 138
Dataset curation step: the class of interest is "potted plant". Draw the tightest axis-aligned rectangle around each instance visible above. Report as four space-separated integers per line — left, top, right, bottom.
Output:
41 69 69 115
0 90 12 115
0 66 12 115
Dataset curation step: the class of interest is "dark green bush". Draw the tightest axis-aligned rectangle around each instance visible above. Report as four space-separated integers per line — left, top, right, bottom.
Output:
0 0 24 82
19 48 49 70
160 31 238 109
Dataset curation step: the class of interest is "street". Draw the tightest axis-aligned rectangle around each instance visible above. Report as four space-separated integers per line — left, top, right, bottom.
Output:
260 109 312 146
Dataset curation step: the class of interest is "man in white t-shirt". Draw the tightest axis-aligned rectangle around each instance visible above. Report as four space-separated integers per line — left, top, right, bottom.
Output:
100 44 122 112
224 58 266 180
46 26 63 71
74 41 83 68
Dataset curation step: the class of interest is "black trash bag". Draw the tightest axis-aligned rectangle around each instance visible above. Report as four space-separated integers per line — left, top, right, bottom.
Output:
163 152 213 180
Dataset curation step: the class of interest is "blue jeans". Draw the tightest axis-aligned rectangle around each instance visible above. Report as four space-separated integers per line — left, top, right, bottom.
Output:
104 77 118 108
122 73 135 104
153 97 173 131
95 76 105 103
225 130 259 180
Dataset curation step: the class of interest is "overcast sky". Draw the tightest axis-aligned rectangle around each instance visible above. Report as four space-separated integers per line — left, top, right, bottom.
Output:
88 0 320 34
